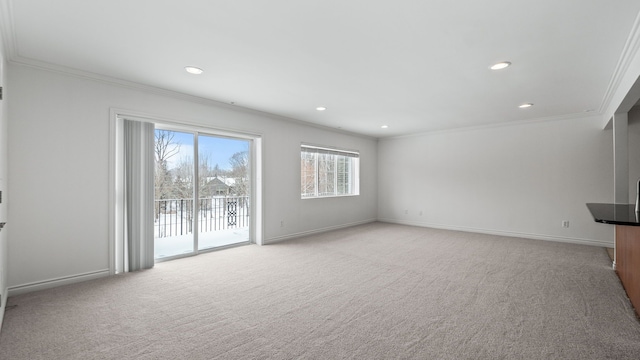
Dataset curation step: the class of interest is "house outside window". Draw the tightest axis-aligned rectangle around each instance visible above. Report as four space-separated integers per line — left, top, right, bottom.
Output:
301 145 359 198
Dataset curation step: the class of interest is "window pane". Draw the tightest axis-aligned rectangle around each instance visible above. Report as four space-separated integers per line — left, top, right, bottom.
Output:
318 152 335 196
336 156 350 195
154 129 194 258
300 146 358 198
301 151 316 197
197 135 251 251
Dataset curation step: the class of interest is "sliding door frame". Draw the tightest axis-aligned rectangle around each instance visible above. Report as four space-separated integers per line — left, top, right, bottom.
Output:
109 109 264 274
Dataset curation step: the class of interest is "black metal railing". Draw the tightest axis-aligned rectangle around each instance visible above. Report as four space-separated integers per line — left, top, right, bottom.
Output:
154 196 249 238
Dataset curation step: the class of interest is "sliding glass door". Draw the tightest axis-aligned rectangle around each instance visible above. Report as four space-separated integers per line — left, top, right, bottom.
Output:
154 130 194 258
197 134 250 251
153 128 251 260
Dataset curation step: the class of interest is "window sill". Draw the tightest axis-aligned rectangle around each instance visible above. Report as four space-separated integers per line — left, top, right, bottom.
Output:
301 194 360 200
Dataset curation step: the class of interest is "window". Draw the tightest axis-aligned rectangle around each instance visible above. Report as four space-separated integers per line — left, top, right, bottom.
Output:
301 145 359 198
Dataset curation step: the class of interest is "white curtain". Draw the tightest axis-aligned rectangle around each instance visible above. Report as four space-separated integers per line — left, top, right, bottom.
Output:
123 119 155 271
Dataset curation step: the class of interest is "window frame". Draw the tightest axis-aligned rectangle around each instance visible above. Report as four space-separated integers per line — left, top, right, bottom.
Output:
300 144 360 199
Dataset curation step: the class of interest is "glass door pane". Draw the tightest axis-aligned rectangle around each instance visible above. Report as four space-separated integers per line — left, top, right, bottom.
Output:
197 134 250 250
154 129 195 258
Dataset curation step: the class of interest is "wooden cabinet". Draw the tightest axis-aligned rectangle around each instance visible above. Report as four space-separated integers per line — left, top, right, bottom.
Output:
616 225 640 316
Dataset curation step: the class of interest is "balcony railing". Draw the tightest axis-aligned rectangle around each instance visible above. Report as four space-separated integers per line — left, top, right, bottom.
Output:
154 196 249 238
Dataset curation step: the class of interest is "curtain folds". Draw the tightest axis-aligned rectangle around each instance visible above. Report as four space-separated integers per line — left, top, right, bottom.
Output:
123 120 155 271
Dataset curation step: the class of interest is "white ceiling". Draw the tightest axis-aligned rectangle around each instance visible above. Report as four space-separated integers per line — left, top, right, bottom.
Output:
2 0 640 137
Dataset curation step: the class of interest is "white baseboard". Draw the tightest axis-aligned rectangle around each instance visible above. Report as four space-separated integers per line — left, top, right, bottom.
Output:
8 269 110 297
264 219 377 245
377 218 613 248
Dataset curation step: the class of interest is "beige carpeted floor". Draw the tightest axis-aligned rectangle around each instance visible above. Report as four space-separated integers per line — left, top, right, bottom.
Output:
1 222 639 359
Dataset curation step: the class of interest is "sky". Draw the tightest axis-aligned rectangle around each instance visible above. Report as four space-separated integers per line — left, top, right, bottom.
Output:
159 130 249 171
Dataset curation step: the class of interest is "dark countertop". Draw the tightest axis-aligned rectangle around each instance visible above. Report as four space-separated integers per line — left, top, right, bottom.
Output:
586 203 640 226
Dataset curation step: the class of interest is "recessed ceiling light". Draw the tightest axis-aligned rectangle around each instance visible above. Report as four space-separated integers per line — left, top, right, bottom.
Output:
490 61 511 70
381 125 389 129
185 66 204 75
316 106 327 111
519 103 533 108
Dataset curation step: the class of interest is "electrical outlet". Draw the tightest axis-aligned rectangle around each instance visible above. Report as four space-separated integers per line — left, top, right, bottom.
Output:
419 210 423 216
280 220 284 227
562 220 570 228
404 209 408 215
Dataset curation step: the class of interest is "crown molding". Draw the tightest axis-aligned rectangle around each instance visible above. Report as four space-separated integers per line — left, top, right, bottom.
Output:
0 0 18 59
599 10 640 116
380 111 602 140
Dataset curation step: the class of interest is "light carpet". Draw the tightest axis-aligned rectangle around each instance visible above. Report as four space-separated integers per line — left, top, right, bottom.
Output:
1 222 639 359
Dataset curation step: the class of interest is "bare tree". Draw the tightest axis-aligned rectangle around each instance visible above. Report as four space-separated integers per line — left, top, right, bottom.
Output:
198 153 216 198
154 130 181 201
229 151 249 196
172 156 195 232
155 130 181 165
173 157 194 200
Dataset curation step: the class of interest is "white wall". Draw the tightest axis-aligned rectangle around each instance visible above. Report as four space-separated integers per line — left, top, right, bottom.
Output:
6 64 377 292
0 27 8 323
378 116 614 246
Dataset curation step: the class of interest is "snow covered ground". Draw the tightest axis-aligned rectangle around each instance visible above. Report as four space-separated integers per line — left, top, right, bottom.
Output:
155 227 249 259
